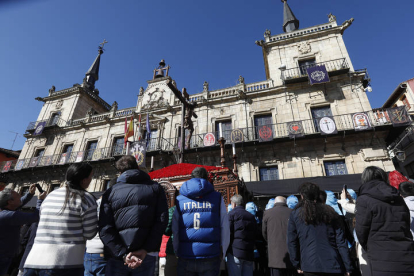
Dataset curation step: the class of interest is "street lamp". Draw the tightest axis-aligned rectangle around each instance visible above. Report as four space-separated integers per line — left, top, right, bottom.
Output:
395 150 406 162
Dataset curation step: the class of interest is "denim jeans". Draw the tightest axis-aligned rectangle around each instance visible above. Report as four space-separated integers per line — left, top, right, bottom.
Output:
23 268 83 276
177 257 221 276
226 253 253 276
105 255 156 276
84 253 107 276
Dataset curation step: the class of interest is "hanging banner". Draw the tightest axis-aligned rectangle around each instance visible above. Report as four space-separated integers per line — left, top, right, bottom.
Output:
318 117 338 135
92 149 102 161
374 110 390 125
29 157 39 167
59 153 69 164
258 125 273 142
2 161 12 173
43 156 53 166
307 65 330 85
15 160 24 171
75 152 84 162
287 121 305 138
129 140 147 167
352 112 372 131
387 106 411 127
33 121 46 136
230 129 244 143
203 132 216 147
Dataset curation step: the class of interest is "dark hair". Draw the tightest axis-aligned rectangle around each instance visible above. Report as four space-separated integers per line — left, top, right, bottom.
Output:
116 155 139 173
296 182 337 225
319 190 327 203
399 181 414 197
191 167 208 180
66 163 93 188
60 163 93 214
361 166 388 184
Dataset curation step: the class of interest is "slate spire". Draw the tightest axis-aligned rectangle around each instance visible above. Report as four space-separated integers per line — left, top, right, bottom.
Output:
83 40 107 91
282 0 299 33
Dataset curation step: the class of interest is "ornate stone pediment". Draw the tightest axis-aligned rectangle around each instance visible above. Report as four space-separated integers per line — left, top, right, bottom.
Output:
140 79 174 111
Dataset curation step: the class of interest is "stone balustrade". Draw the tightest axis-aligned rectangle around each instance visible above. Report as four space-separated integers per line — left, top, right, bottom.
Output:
268 22 337 43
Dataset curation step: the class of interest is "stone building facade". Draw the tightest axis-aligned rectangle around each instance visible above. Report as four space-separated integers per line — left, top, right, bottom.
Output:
383 77 414 178
1 2 396 199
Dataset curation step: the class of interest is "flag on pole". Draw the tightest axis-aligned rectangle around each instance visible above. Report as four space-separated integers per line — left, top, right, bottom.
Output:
124 117 128 147
138 114 142 141
124 117 127 134
124 116 134 145
146 114 151 147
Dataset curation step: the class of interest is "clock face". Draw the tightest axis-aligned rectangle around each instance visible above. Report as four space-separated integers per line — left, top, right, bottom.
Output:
150 91 162 101
319 117 336 134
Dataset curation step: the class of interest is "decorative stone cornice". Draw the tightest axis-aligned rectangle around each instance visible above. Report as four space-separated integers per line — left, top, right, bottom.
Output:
43 86 111 111
261 21 339 46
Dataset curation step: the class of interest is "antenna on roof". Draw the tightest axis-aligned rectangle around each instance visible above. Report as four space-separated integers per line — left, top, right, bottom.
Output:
8 131 21 150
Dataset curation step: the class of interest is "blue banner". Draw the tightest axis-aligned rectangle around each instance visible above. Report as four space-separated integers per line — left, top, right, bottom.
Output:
34 121 46 136
307 65 330 85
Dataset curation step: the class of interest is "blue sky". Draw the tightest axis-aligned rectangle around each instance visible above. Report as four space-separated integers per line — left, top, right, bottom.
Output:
1 0 413 151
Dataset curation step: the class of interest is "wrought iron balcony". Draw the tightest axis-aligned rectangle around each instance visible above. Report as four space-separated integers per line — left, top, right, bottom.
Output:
0 146 127 172
153 109 394 152
3 109 395 173
281 58 349 84
26 117 66 133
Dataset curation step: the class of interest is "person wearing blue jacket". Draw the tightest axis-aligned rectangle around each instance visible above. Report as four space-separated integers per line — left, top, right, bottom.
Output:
172 167 230 276
0 184 46 275
99 155 169 276
287 182 352 276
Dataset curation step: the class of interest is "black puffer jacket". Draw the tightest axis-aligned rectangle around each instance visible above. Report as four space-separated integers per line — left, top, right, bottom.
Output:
99 169 168 259
227 206 256 261
355 180 414 276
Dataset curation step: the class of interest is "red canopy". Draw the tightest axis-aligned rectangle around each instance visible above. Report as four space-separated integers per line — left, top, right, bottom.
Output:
148 163 229 180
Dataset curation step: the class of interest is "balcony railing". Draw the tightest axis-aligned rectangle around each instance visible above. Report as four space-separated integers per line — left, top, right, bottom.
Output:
281 58 349 84
1 146 128 172
26 117 66 132
5 109 396 173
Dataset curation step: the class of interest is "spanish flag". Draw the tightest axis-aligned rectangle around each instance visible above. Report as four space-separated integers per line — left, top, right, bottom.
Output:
124 116 134 145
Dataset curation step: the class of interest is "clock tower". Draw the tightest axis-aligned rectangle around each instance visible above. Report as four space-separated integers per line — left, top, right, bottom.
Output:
137 60 176 113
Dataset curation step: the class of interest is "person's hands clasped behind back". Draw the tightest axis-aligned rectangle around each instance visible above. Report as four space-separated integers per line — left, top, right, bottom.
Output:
124 249 147 269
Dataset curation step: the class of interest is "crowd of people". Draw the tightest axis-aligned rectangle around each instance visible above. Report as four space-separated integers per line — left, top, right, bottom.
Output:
1 156 414 276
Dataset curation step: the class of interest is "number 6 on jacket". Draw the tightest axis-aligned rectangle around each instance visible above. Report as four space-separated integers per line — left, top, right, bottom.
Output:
194 213 200 230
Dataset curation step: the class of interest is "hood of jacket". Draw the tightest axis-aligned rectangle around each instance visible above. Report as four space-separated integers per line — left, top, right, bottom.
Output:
359 180 400 203
180 178 214 199
325 190 344 216
347 189 357 200
117 169 152 184
265 198 275 210
287 195 298 209
245 202 258 216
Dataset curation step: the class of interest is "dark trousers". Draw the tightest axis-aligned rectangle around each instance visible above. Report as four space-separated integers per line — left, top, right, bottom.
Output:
23 268 83 276
177 257 221 276
303 273 343 276
270 268 297 276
